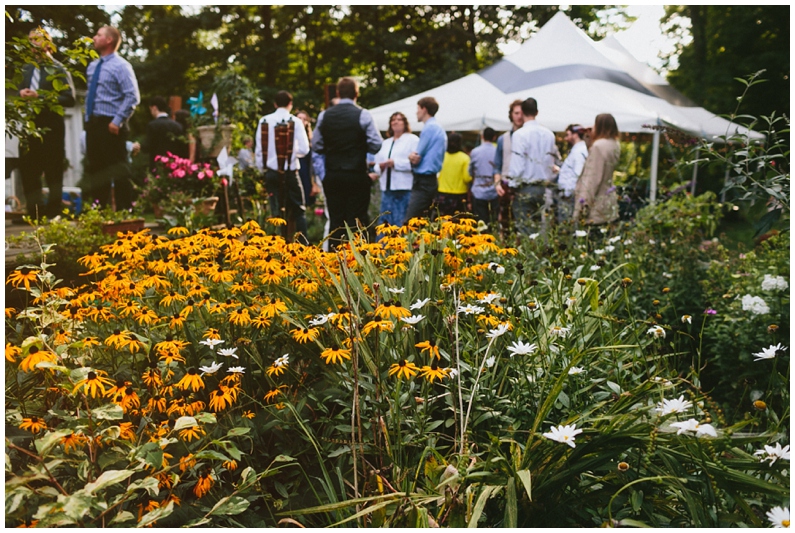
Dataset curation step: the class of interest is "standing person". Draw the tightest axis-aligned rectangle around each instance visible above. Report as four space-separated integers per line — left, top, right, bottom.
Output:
312 77 382 248
145 95 182 171
17 28 76 218
499 97 557 235
492 99 524 233
555 124 588 222
83 25 140 210
295 110 320 207
404 96 446 223
435 132 471 217
173 109 196 162
370 112 419 228
573 114 621 229
255 90 310 244
468 127 499 227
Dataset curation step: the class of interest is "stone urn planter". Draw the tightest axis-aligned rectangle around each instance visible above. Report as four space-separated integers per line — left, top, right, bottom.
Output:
196 125 233 157
194 196 220 216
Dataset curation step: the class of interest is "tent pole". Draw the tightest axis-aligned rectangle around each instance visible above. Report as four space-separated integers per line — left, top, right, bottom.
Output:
690 147 699 195
649 127 660 205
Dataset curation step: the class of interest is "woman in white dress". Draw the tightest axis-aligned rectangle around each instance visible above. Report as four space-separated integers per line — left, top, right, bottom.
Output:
369 112 419 228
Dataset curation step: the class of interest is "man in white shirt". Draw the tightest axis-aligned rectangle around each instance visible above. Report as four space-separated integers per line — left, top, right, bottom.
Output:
555 124 588 221
255 90 310 243
500 97 558 235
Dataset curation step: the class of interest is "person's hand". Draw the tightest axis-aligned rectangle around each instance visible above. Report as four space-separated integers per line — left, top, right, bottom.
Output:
495 181 505 197
381 158 394 168
130 142 141 156
19 88 38 98
408 152 421 165
368 172 380 182
108 122 120 135
311 182 322 196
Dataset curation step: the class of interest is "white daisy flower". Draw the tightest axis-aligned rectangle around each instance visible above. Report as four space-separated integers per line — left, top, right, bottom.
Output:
649 239 656 245
507 340 538 357
766 506 790 528
647 325 666 339
447 368 459 378
655 395 693 415
458 304 485 315
651 376 673 386
478 293 501 305
400 314 425 325
410 298 431 310
200 338 224 348
199 361 223 375
387 287 405 294
593 248 605 255
753 343 787 361
227 366 246 374
574 230 588 238
623 239 633 245
604 245 615 252
528 233 540 240
681 314 692 324
670 418 717 438
754 442 790 465
662 272 673 279
486 323 510 338
608 235 622 243
218 347 239 359
568 366 585 375
549 325 571 338
590 265 601 271
485 356 496 368
543 423 583 448
309 313 336 326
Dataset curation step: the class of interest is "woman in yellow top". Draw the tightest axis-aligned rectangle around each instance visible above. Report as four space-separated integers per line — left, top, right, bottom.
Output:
435 132 472 217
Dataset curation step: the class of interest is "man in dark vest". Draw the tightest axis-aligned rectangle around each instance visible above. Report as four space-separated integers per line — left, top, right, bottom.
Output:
18 28 76 218
312 77 382 248
145 95 183 170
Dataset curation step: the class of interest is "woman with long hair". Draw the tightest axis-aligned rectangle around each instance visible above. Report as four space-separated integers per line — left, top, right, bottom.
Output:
573 113 620 226
370 111 419 227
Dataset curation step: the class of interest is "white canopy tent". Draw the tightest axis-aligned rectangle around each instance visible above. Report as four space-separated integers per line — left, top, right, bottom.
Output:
369 12 763 202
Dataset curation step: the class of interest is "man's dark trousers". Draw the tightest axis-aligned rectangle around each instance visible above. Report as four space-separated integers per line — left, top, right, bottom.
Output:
403 172 438 223
85 115 134 209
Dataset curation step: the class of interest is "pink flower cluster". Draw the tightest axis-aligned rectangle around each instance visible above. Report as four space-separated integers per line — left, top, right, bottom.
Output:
155 153 214 181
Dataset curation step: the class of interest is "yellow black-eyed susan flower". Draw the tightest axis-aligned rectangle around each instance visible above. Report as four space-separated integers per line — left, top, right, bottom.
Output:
179 424 205 442
415 340 441 360
18 345 58 373
6 267 40 290
388 359 420 379
193 471 214 498
6 343 21 362
320 346 352 365
73 370 115 397
176 368 205 392
291 327 319 344
19 416 47 433
61 432 88 453
419 362 450 383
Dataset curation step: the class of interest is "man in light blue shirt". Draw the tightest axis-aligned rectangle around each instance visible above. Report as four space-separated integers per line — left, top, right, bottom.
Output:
84 25 140 209
404 96 446 223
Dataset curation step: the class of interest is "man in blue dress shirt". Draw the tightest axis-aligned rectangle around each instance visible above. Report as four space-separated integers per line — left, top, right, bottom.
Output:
83 25 140 209
405 96 446 223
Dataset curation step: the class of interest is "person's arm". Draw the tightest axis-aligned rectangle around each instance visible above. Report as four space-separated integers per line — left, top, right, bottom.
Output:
360 109 383 154
312 153 325 183
187 134 196 163
112 62 140 127
312 111 325 154
293 117 310 159
462 154 473 185
573 144 604 218
393 135 418 172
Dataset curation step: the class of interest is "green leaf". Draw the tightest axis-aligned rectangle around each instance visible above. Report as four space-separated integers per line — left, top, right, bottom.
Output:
6 486 33 514
134 442 163 469
273 454 296 463
137 500 174 528
61 491 94 522
92 403 124 420
34 429 70 456
468 485 497 527
84 469 135 495
194 449 231 462
504 477 518 528
209 495 250 516
173 415 197 432
126 477 160 497
194 412 217 424
516 469 532 502
110 511 136 524
226 426 250 437
328 445 350 458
